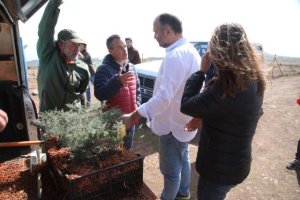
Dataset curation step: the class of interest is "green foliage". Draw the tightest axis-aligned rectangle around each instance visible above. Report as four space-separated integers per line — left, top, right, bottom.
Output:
34 103 123 159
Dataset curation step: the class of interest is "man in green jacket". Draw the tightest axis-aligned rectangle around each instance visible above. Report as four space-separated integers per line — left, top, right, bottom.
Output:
37 0 90 112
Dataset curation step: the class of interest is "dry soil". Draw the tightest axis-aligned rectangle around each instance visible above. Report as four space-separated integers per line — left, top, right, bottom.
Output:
28 62 300 200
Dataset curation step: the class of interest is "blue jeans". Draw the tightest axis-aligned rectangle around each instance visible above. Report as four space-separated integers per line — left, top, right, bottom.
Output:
123 125 135 150
197 176 235 200
159 132 191 200
86 83 91 104
86 75 94 104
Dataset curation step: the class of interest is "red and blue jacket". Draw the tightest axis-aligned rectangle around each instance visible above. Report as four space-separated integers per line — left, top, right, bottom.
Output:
94 54 141 114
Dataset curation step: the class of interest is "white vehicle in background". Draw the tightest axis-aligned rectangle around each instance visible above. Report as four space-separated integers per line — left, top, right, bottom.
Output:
136 41 264 103
135 60 162 103
190 41 209 57
135 41 208 103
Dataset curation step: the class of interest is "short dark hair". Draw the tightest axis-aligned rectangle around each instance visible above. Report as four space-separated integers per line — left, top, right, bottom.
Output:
157 13 182 34
106 34 121 49
125 37 132 42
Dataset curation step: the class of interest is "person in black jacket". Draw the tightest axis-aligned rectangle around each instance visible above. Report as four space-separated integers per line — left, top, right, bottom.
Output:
180 23 266 200
79 44 96 105
286 139 300 170
286 96 300 170
125 37 141 64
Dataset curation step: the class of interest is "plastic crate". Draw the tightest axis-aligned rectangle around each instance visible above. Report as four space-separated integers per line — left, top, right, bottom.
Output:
50 154 144 200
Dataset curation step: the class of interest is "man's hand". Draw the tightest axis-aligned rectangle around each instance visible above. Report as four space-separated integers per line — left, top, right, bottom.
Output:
122 111 141 129
184 118 202 132
117 68 135 86
54 0 64 8
0 109 8 132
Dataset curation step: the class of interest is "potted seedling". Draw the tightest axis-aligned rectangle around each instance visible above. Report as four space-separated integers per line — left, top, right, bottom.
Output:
34 103 144 199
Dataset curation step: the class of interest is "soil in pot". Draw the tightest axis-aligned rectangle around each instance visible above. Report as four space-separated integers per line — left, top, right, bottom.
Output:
46 140 151 199
0 156 157 200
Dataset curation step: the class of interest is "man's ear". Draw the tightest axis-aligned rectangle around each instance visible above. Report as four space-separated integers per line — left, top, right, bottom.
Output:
58 42 64 51
164 25 172 35
108 48 113 54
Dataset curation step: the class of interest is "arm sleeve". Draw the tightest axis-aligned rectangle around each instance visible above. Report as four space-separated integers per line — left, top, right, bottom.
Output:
138 57 189 119
180 71 205 118
133 50 141 64
180 71 224 119
36 0 59 62
94 67 123 101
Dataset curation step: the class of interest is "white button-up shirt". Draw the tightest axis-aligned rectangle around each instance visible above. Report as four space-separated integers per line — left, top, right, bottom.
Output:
137 38 201 142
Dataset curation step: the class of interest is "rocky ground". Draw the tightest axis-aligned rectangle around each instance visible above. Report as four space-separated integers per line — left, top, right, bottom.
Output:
137 64 300 200
26 61 300 200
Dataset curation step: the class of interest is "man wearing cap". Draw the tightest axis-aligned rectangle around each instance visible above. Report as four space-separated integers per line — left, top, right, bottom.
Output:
125 38 141 64
37 0 90 112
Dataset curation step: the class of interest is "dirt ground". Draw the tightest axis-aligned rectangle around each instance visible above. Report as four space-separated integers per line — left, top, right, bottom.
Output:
28 62 300 200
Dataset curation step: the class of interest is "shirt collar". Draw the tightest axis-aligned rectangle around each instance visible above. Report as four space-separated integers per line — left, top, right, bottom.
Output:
165 38 187 53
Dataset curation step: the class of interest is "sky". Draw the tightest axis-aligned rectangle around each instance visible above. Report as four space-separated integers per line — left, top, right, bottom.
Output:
19 0 300 61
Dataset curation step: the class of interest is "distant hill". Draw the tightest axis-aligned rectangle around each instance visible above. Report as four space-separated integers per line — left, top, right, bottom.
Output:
26 58 103 68
264 52 300 63
25 54 299 68
142 57 163 63
25 57 163 68
92 58 102 67
26 60 39 68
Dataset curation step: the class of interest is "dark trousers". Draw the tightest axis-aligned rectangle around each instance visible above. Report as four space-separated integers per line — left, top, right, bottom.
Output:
296 139 300 160
197 176 235 200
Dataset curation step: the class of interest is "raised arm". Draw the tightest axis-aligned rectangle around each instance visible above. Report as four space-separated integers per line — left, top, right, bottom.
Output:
36 0 63 62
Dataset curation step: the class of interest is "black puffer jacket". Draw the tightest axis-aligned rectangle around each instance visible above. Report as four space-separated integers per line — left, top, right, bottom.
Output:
180 71 264 185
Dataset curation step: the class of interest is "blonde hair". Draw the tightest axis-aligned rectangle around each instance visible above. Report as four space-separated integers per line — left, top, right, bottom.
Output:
208 23 266 98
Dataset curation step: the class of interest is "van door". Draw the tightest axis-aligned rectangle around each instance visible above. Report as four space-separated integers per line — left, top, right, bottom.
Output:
0 0 47 161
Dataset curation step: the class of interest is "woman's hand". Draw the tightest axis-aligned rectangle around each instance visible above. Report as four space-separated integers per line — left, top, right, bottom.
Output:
200 51 211 73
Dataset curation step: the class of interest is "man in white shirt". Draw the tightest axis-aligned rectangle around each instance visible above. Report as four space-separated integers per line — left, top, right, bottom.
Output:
122 13 201 200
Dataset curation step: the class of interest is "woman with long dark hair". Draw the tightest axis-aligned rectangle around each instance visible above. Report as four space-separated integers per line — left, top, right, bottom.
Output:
181 23 266 200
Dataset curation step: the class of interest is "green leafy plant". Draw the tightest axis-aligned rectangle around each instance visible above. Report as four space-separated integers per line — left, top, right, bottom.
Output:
34 103 123 159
